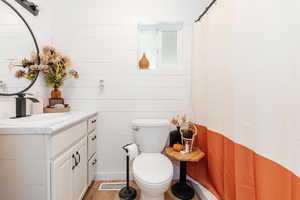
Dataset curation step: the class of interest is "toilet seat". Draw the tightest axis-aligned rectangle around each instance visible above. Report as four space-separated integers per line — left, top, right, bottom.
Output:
133 153 173 185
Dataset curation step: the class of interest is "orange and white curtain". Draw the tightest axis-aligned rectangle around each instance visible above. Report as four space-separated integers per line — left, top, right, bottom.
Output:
190 0 300 199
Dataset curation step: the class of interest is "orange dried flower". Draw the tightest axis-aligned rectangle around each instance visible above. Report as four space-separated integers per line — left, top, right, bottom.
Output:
15 70 26 78
42 55 49 65
61 56 71 67
29 65 40 71
43 46 56 56
171 114 188 127
171 118 178 126
41 65 50 73
69 69 79 79
30 52 39 63
10 45 79 87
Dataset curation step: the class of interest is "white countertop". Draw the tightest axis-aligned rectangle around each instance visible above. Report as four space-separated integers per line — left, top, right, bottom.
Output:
0 111 97 135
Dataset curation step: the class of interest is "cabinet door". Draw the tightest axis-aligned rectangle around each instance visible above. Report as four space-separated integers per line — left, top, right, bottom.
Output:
52 152 74 200
72 140 88 200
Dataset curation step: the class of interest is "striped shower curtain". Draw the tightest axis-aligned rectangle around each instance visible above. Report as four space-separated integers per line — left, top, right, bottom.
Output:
189 0 300 199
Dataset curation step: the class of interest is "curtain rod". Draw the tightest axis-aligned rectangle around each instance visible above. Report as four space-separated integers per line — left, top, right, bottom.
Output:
194 0 217 23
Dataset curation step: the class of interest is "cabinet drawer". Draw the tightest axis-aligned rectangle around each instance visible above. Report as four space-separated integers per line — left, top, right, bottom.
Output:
51 122 87 159
88 154 97 187
87 117 97 133
88 130 97 160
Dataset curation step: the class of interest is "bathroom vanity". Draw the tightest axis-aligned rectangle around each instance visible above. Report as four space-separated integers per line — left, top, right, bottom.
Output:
0 111 98 200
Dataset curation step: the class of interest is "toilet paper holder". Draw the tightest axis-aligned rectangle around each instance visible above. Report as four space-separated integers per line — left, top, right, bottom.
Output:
132 126 139 131
122 143 133 153
119 143 137 200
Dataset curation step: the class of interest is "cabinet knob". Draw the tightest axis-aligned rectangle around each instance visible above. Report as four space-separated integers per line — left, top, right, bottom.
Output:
76 151 81 164
91 135 97 141
72 154 76 170
92 159 97 165
99 80 104 90
132 126 139 131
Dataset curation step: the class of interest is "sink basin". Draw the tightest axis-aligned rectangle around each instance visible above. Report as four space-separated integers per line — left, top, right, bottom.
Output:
0 113 73 127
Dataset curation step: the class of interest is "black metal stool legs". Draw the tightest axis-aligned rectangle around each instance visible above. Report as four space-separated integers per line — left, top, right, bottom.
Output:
171 161 195 200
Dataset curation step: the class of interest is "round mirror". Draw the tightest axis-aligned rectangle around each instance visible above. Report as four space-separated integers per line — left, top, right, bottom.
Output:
0 0 39 96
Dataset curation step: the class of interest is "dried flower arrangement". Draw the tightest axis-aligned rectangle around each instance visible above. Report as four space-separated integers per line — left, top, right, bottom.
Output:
10 46 79 92
171 114 187 128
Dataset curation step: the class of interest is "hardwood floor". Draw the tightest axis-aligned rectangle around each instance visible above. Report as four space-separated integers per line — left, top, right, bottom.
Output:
83 181 200 200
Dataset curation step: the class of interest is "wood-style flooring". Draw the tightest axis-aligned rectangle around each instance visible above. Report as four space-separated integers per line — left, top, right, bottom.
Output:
83 181 200 200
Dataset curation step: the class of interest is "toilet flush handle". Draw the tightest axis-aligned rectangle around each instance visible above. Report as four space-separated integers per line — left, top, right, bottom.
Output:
0 80 6 91
99 80 104 90
132 126 139 131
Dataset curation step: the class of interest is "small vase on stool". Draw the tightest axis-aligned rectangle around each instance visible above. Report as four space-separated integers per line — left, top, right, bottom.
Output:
51 86 62 99
169 126 182 147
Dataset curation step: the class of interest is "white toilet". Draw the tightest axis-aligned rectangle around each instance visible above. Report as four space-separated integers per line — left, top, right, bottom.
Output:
131 119 173 200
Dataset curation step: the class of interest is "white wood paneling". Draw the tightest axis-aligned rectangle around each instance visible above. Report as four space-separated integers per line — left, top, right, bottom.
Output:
0 0 207 182
67 100 187 112
50 3 196 175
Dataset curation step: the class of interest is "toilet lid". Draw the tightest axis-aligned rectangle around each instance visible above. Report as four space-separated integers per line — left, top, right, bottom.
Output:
133 153 173 184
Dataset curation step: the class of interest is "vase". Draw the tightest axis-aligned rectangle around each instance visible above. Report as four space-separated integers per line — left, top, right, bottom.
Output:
51 87 62 99
169 126 182 147
139 53 150 69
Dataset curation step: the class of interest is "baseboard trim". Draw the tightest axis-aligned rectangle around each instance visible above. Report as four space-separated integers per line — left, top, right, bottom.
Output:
96 171 133 181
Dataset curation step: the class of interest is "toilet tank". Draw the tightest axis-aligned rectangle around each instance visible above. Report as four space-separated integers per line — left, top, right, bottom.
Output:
132 119 170 153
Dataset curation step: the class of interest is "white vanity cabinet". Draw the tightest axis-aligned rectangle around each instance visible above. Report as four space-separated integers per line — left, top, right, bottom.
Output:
0 112 98 200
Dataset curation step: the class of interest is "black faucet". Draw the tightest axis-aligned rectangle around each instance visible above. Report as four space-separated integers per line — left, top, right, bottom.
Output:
15 93 39 118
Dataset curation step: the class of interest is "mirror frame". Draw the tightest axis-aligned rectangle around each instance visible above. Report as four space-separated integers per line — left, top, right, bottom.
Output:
0 0 40 96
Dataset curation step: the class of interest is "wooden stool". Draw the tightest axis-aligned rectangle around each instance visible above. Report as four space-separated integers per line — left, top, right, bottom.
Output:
164 147 205 200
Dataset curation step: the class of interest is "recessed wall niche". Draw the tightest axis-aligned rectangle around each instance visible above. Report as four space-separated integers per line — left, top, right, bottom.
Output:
137 22 183 70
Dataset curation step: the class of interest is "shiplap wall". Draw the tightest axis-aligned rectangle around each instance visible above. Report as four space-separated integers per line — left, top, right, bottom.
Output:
0 0 206 180
50 0 205 179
